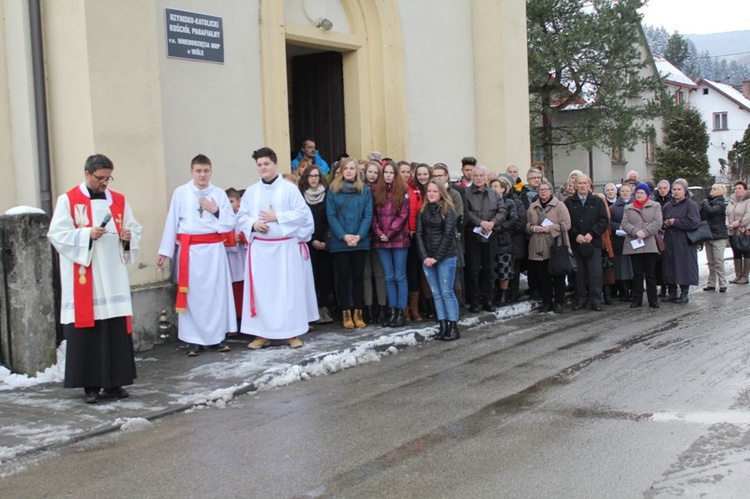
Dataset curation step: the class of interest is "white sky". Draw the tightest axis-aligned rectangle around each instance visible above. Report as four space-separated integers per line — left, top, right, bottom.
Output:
640 0 750 35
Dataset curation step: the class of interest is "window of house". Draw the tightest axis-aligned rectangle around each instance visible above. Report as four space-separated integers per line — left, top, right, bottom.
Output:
676 90 684 105
703 88 709 95
645 131 656 163
611 147 624 164
713 112 728 130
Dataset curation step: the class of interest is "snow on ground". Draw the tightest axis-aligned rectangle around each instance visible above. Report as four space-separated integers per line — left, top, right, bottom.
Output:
0 342 66 390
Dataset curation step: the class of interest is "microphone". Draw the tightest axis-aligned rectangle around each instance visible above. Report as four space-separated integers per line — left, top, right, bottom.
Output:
99 213 112 228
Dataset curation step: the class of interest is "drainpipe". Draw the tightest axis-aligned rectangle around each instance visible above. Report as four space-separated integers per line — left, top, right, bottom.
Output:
29 0 53 217
29 0 61 344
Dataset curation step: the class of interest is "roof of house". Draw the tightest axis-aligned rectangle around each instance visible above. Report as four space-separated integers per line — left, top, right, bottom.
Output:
698 78 750 111
652 54 697 88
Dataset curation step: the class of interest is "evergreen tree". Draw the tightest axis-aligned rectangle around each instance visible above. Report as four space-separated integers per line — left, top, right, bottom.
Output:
653 107 711 186
528 0 663 186
720 124 750 184
664 32 690 70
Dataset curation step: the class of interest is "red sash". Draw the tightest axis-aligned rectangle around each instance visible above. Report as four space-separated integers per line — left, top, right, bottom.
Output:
66 186 129 331
175 232 226 312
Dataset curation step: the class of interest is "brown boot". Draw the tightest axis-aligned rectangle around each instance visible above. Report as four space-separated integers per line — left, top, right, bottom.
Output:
729 259 742 283
408 292 423 321
342 310 355 329
353 309 366 328
738 260 749 284
403 305 411 321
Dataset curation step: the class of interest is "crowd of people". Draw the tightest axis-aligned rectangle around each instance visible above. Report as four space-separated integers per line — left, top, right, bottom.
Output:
49 143 750 402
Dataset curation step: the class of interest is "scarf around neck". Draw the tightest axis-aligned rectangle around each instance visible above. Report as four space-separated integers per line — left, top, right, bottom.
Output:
304 185 326 205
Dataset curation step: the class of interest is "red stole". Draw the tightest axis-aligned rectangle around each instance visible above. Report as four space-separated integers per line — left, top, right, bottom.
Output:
66 186 130 331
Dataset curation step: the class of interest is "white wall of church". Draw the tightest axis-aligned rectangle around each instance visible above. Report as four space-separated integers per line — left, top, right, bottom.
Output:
156 0 265 194
397 0 477 169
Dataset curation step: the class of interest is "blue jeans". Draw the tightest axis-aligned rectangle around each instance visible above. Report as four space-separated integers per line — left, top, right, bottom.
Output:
423 256 458 321
376 248 409 309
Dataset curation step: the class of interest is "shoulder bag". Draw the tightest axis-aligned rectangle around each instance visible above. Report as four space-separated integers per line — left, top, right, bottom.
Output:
548 224 577 276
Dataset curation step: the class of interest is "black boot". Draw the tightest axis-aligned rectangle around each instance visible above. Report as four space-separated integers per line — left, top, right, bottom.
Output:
499 289 508 306
390 308 406 328
619 282 631 302
659 285 668 299
674 285 690 304
443 321 460 341
435 320 447 340
662 285 678 302
603 286 614 305
383 307 396 327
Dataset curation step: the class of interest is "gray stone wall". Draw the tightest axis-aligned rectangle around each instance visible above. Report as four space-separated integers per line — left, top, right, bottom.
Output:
0 214 56 375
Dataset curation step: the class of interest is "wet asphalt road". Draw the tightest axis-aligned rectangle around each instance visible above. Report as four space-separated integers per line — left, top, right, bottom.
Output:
3 289 750 498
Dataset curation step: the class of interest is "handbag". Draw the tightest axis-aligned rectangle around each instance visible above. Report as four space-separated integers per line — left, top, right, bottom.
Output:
686 220 713 245
654 232 665 253
548 224 577 276
732 232 750 253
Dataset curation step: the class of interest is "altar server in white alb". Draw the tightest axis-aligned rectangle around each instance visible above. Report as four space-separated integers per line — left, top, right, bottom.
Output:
48 154 142 404
157 154 237 356
239 147 318 350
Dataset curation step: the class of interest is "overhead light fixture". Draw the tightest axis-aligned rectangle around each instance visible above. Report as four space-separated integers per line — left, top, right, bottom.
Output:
315 17 333 31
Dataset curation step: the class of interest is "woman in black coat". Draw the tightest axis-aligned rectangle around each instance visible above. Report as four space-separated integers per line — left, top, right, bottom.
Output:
416 180 459 341
662 179 700 303
700 184 729 291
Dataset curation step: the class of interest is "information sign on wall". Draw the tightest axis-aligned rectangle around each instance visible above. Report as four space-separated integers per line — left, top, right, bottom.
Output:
166 8 224 63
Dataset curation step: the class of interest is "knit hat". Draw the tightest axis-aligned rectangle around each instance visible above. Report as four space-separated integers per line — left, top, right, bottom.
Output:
635 182 651 197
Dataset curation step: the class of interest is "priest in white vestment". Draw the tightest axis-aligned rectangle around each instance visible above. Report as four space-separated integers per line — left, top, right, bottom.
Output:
48 154 141 404
238 147 318 349
157 154 237 356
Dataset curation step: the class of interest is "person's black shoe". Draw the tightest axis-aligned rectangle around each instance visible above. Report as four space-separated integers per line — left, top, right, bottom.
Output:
469 304 480 313
103 387 129 399
187 344 202 357
442 321 460 341
553 303 564 314
719 287 727 293
591 303 603 311
539 303 553 313
83 387 99 404
572 303 584 311
630 302 642 308
215 342 231 352
703 286 716 291
481 302 494 312
661 294 677 302
648 302 660 308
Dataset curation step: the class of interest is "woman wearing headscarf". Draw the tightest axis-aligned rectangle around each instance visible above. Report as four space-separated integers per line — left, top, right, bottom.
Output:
700 184 728 291
610 183 634 301
726 181 750 285
661 178 700 303
622 183 663 308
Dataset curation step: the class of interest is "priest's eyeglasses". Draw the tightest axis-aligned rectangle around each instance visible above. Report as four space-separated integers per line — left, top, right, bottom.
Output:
91 172 114 182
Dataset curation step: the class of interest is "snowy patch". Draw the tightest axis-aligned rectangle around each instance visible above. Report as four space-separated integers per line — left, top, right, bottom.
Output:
650 411 750 426
4 206 46 215
0 342 66 391
175 385 246 409
113 417 153 432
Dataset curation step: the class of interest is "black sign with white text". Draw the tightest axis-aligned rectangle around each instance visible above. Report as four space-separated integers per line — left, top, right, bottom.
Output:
166 8 224 63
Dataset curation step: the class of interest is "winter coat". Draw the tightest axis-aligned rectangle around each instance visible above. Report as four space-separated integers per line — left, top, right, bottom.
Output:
464 184 508 243
699 195 728 240
405 181 424 233
292 151 330 174
662 197 700 286
652 192 671 207
520 185 539 210
306 195 328 243
621 200 663 255
609 197 633 255
507 191 528 259
415 204 458 263
371 186 411 249
526 196 572 261
326 185 373 253
496 195 521 256
564 192 609 249
727 191 750 237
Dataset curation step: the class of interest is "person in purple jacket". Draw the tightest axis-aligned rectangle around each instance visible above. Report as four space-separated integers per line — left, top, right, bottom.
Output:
371 160 411 327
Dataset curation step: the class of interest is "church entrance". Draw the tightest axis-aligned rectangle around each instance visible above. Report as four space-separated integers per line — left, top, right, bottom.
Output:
287 46 346 168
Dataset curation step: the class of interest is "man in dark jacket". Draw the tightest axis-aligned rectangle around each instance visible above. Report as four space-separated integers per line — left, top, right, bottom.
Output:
464 165 507 312
564 174 609 311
